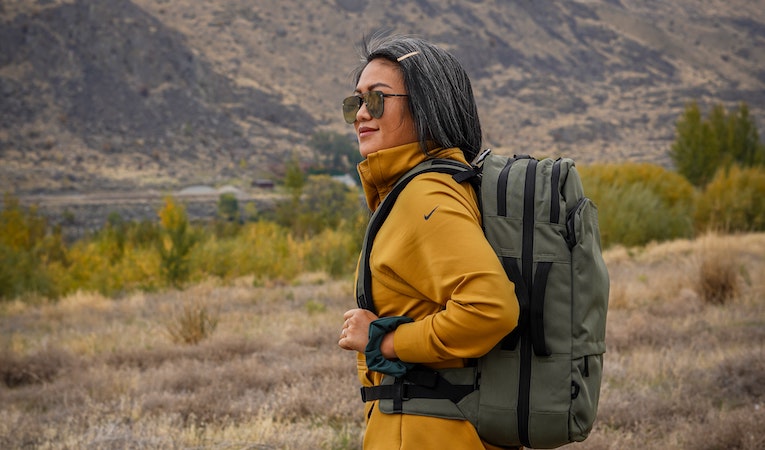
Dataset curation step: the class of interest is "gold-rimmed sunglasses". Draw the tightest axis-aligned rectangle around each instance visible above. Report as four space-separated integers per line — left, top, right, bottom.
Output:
342 91 409 124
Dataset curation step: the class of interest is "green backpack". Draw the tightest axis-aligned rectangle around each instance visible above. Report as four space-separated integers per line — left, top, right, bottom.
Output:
356 150 609 448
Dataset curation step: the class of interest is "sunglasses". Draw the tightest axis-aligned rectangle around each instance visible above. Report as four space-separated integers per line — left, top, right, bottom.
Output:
342 91 409 124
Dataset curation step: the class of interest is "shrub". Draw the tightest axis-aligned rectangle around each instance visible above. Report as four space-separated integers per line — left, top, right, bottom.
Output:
49 221 162 297
0 242 57 300
0 348 74 388
0 193 47 251
53 240 114 296
94 212 127 264
303 227 359 278
696 241 740 305
166 300 219 345
578 163 696 247
192 221 301 282
695 165 765 232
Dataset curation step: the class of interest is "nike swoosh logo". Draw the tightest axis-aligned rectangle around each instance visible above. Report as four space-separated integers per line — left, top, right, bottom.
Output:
424 206 439 220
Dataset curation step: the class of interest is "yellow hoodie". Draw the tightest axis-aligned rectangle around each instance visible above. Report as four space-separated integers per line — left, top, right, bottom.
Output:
356 142 520 450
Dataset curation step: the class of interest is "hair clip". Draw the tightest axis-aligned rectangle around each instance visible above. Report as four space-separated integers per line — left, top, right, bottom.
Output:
397 51 419 62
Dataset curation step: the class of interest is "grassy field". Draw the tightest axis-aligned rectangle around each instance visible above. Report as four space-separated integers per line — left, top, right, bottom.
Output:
1 233 764 449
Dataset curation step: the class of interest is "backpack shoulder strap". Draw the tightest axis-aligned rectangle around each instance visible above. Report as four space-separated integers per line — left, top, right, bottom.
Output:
355 158 474 314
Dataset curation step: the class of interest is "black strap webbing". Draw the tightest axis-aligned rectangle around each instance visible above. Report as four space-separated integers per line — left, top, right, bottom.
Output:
356 160 473 313
356 170 416 313
360 374 475 405
550 159 562 223
497 159 513 216
530 261 552 356
501 257 526 350
521 159 537 296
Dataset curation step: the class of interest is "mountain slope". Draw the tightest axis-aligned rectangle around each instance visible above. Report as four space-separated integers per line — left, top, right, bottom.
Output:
1 0 764 194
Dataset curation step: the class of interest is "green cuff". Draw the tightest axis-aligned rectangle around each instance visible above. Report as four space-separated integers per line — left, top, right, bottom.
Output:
365 316 415 377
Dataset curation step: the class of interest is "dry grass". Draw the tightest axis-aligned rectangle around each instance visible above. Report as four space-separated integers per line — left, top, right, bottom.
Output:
579 232 765 450
1 274 361 449
2 234 765 449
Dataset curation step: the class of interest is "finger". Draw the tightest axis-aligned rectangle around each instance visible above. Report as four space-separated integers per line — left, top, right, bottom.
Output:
343 309 360 320
338 335 354 350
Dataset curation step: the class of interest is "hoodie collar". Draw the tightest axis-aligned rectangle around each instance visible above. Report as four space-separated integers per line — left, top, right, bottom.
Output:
357 142 467 211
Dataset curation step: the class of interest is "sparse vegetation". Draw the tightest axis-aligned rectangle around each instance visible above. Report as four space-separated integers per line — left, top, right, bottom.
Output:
2 0 764 445
4 144 765 301
1 233 763 449
0 172 367 301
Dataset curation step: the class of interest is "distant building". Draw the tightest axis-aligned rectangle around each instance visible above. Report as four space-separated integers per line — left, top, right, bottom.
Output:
252 179 275 189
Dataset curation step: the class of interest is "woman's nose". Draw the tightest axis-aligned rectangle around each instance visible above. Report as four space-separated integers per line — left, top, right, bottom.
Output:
356 100 371 122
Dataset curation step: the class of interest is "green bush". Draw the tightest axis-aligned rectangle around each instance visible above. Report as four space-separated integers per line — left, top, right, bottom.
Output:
695 165 765 232
579 163 696 248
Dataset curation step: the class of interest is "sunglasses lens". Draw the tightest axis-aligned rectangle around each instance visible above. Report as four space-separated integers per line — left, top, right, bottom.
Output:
366 91 384 119
342 96 361 124
341 91 387 123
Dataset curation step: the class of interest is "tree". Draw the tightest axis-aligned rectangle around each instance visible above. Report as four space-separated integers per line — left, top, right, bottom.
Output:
728 103 762 166
275 174 365 237
283 154 306 196
671 101 765 187
217 193 239 222
157 197 197 288
307 130 360 176
0 194 57 299
298 175 363 235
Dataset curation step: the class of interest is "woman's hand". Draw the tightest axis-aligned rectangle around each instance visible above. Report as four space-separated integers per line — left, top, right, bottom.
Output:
338 309 398 360
338 308 378 352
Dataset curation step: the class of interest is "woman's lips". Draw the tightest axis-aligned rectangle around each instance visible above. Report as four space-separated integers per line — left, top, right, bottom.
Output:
358 126 376 138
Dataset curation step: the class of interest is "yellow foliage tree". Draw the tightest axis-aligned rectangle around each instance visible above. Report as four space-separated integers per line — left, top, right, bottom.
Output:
157 196 197 287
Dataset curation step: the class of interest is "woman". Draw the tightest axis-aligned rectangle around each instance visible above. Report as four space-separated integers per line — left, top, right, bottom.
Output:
337 34 520 450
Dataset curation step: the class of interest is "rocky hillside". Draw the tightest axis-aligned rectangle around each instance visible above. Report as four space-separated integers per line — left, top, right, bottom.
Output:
1 0 764 195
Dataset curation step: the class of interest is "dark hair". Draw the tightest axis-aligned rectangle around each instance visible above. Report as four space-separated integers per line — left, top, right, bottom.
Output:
351 34 482 161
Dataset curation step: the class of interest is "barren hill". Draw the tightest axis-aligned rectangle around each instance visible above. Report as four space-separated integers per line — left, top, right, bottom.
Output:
1 0 764 195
